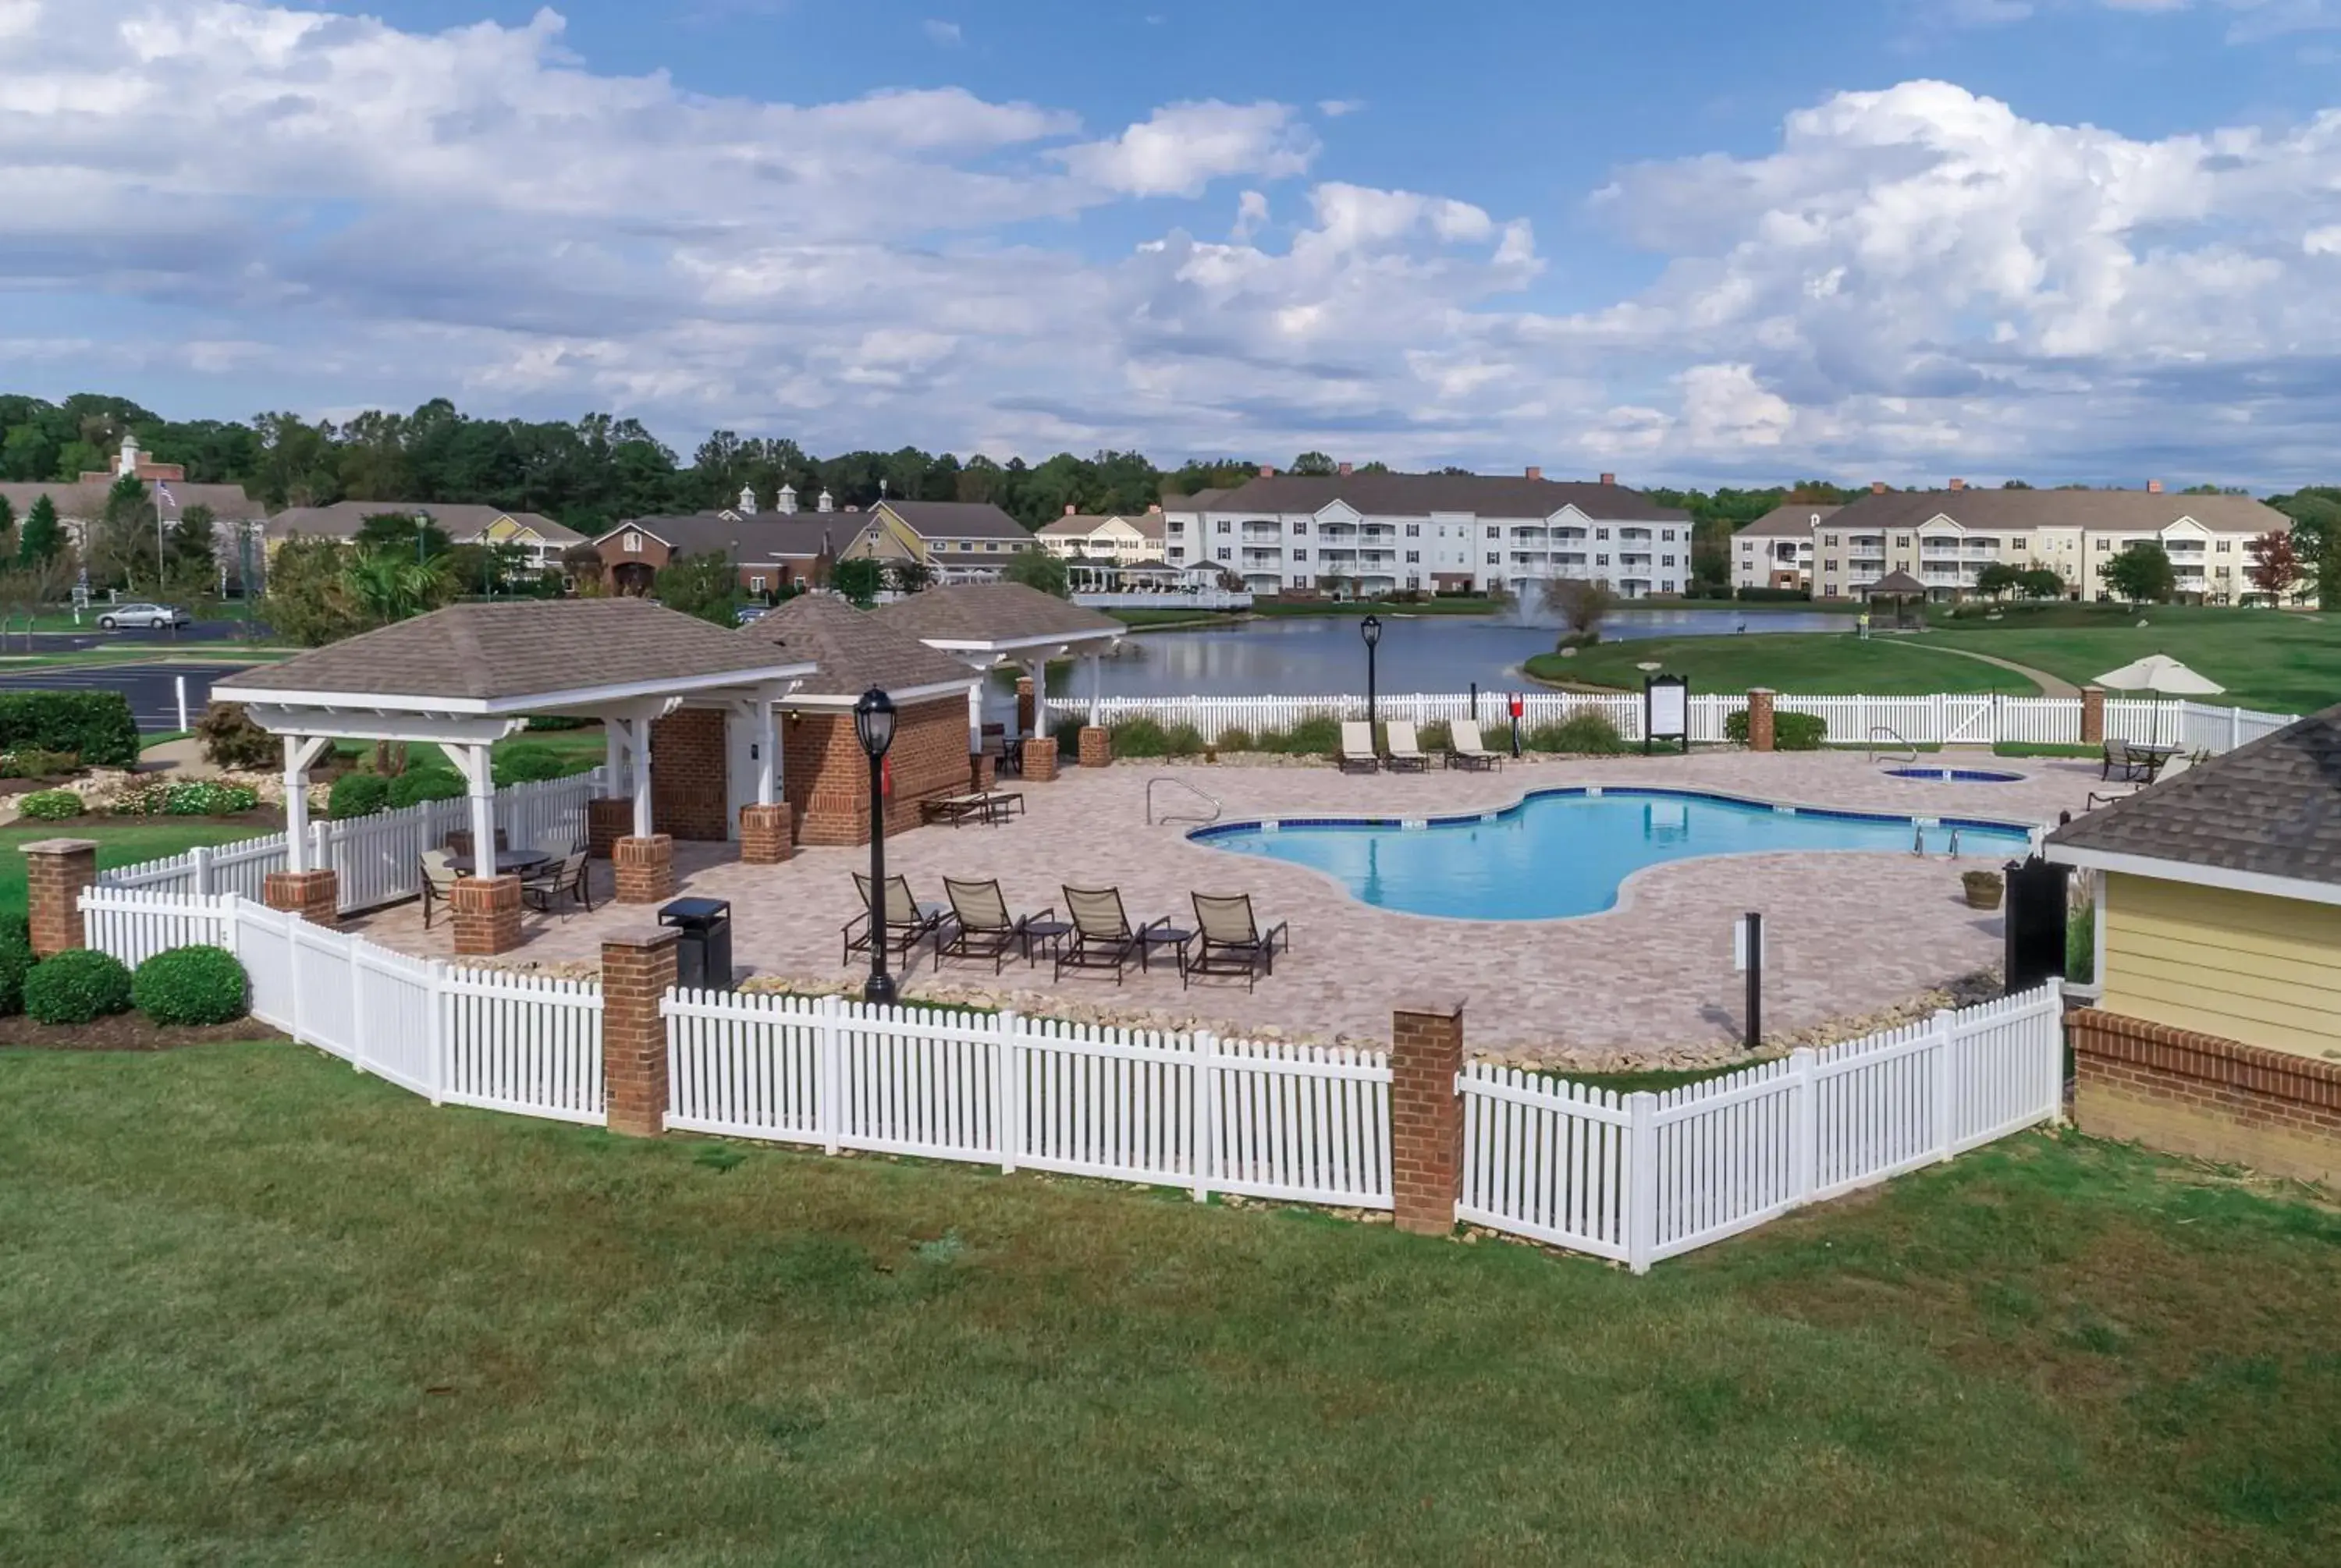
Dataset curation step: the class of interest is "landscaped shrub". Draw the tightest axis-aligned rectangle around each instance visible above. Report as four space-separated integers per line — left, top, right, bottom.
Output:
1527 711 1627 754
22 949 135 1024
389 768 467 809
18 788 83 821
133 945 249 1026
0 747 79 779
523 714 591 731
0 916 34 1017
491 744 570 786
329 772 393 819
0 690 139 769
1722 709 1828 750
1279 715 1343 757
1107 716 1170 757
1416 719 1453 753
1735 585 1812 603
1214 725 1255 753
194 701 277 771
108 780 263 817
1163 722 1205 757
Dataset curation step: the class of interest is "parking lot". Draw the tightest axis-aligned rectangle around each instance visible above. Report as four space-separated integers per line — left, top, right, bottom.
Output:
0 661 254 732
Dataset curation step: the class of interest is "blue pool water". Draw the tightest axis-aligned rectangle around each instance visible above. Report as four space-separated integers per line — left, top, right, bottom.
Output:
1191 789 2033 921
1885 766 2025 783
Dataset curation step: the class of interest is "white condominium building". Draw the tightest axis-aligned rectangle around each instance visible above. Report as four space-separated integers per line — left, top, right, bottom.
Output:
1160 466 1692 598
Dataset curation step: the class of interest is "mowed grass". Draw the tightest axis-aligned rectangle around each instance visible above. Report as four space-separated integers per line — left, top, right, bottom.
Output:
1927 605 2339 715
0 820 270 924
1530 633 2043 695
5 1044 2340 1565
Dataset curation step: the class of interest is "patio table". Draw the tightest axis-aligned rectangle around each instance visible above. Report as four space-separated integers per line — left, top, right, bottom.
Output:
448 850 554 878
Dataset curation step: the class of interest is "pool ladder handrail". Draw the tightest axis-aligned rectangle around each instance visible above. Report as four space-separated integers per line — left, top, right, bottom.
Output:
1910 824 1964 859
1147 775 1222 828
1868 725 1917 764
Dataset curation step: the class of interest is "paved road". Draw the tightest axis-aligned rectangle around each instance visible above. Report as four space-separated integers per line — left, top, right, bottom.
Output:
0 660 254 732
5 619 262 655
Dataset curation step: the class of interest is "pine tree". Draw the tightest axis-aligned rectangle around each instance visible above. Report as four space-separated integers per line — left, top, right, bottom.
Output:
0 493 13 555
17 493 61 565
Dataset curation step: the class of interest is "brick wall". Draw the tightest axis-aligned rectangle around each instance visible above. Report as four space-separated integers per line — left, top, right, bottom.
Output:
650 706 731 843
2070 1007 2341 1186
1390 1000 1465 1235
787 697 967 846
602 929 678 1137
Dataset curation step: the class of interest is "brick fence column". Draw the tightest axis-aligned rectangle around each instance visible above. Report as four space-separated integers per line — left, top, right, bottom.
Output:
738 802 793 865
602 928 678 1137
1078 725 1112 768
1746 688 1776 752
1390 998 1466 1236
1015 676 1036 736
449 874 523 956
1023 740 1060 782
264 868 340 928
20 838 97 957
2080 685 2106 746
614 833 676 904
586 798 632 860
970 752 996 792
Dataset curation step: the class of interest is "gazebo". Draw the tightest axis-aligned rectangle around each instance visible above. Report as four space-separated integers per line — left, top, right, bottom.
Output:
1862 568 1930 627
211 600 815 955
870 583 1125 779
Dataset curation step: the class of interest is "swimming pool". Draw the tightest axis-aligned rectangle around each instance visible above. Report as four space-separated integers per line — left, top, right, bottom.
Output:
1885 766 2025 783
1190 788 2034 921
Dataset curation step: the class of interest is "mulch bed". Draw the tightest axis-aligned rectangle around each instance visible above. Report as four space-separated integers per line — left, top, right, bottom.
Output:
0 1013 286 1052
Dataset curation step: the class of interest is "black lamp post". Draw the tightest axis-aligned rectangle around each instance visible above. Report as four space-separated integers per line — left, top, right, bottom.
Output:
1360 613 1382 726
854 686 899 1005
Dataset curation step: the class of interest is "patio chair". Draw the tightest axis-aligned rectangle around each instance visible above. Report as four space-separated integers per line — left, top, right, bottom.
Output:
1338 721 1379 775
418 850 460 930
1447 718 1501 772
534 828 580 860
2100 738 2155 782
845 872 947 973
1185 892 1290 992
522 850 593 916
1057 884 1174 984
1384 720 1430 772
941 878 1053 974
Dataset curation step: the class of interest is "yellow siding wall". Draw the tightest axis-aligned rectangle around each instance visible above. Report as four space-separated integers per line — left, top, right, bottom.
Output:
2102 872 2341 1062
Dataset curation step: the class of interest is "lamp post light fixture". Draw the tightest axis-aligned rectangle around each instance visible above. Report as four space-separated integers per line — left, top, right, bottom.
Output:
1359 613 1382 727
853 686 900 1005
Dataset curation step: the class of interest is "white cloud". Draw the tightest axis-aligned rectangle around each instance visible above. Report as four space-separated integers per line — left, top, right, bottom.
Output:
1056 101 1317 197
922 18 962 47
1317 98 1366 118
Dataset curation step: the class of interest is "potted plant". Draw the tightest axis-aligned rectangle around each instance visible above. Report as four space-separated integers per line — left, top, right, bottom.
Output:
1962 869 2004 910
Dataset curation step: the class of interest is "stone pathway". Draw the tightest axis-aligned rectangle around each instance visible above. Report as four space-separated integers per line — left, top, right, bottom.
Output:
1906 641 2080 697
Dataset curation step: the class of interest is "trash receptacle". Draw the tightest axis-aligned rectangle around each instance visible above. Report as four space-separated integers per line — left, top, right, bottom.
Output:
659 896 734 991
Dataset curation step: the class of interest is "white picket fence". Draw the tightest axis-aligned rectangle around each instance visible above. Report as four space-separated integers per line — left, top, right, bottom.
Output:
665 990 1392 1207
81 882 2066 1270
95 769 606 915
82 888 603 1123
1458 984 2065 1268
1052 692 2297 753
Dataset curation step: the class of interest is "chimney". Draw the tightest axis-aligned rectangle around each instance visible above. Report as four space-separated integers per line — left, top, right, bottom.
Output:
1064 503 1077 516
817 489 834 513
776 484 798 515
1948 477 1965 492
1259 464 1275 478
2147 478 2163 495
1599 472 1615 486
1337 461 1352 477
1870 481 1887 495
1525 465 1542 481
738 483 757 514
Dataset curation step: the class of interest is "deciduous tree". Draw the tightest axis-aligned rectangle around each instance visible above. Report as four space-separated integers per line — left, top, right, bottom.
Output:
651 551 739 626
2247 529 2300 602
2099 542 2176 605
1002 548 1069 598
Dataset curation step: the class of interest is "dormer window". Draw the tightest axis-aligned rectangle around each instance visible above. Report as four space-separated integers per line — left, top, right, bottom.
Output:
623 530 641 553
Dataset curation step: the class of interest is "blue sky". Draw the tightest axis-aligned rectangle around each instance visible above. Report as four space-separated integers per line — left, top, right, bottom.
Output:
3 0 2339 485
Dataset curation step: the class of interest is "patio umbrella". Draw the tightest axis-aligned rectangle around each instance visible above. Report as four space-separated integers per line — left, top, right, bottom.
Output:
2091 653 2225 696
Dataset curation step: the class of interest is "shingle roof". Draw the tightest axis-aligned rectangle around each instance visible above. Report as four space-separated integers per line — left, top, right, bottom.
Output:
871 582 1124 648
268 501 584 545
1163 488 1229 513
601 512 850 562
1827 489 2288 535
0 480 267 521
877 500 1032 541
743 594 978 700
214 600 810 708
2048 704 2341 887
1737 504 1840 539
1201 473 1691 523
1865 569 1927 595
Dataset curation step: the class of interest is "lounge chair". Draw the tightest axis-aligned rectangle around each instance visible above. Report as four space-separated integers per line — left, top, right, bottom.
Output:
844 872 947 973
418 850 460 930
920 791 994 827
1384 720 1430 772
1447 718 1501 771
1185 892 1290 992
1338 721 1379 775
1057 884 1178 984
522 850 593 916
941 878 1052 974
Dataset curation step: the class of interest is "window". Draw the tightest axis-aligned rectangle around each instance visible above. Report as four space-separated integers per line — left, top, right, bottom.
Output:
1596 553 1610 566
1824 534 1838 546
2094 538 2108 550
1217 520 1231 534
1405 523 1420 537
623 530 641 553
1661 555 1675 567
1739 541 1754 555
1405 550 1420 562
1216 547 1231 561
1895 534 1911 547
748 574 766 592
1291 549 1308 562
985 541 1000 552
2010 537 2027 550
1293 520 1308 535
1824 558 1838 572
1167 520 1184 534
1485 525 1499 539
1596 527 1611 540
1486 551 1501 564
1168 547 1185 561
2215 539 2232 553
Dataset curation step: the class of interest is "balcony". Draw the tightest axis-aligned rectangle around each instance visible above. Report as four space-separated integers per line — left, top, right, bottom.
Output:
1240 523 1282 541
1618 527 1654 542
1509 527 1548 541
1317 522 1356 540
1359 549 1396 566
1239 548 1281 566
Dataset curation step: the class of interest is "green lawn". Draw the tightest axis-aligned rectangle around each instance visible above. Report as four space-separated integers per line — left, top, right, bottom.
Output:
1531 633 2043 695
0 820 271 924
5 1043 2339 1564
1927 605 2337 715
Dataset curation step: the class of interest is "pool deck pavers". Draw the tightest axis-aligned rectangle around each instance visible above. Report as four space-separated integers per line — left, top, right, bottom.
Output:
346 751 2108 1066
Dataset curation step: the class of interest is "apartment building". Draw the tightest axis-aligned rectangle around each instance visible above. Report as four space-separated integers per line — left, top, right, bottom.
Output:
1737 481 2292 604
1034 506 1167 564
1159 466 1691 598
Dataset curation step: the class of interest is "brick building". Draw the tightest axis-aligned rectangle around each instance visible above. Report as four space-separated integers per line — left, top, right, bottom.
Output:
2048 704 2341 1184
590 500 849 598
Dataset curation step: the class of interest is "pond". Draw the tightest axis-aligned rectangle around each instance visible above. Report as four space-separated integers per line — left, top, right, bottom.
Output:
1060 608 1850 698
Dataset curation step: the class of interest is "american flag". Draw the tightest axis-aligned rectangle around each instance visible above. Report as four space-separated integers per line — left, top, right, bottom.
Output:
155 480 177 508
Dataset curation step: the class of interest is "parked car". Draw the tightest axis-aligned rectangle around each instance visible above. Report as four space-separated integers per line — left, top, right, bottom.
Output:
734 603 771 626
97 603 191 630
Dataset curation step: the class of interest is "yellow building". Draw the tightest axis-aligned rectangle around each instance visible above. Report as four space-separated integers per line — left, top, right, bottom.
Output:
2047 707 2341 1184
